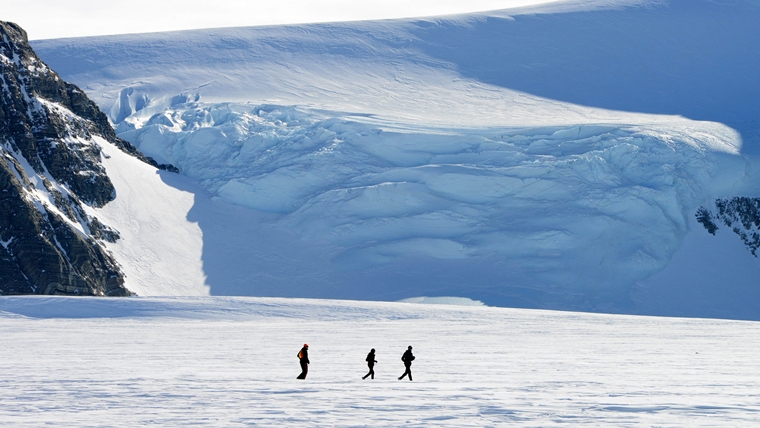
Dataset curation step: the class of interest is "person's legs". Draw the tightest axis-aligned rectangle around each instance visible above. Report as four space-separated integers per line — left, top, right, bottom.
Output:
399 365 411 380
363 364 375 379
297 361 308 379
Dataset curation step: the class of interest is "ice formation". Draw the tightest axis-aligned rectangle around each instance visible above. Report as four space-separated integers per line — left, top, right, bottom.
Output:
30 0 760 315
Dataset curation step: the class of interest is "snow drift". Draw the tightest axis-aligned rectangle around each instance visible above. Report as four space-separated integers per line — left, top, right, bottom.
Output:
29 0 760 317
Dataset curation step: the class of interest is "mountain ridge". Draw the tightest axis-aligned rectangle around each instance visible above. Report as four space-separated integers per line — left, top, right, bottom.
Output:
0 20 163 296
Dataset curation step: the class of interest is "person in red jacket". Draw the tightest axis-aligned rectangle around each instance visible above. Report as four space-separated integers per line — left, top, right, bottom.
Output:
296 344 309 379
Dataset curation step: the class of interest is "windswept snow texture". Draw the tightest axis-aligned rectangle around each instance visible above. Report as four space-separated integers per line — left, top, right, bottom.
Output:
2 296 760 426
31 0 760 314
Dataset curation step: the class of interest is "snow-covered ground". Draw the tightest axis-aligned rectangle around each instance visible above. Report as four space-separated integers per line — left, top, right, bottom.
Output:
29 0 760 317
1 296 759 426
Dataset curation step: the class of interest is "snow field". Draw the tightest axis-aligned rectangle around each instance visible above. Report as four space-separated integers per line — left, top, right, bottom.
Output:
1 296 760 426
9 0 561 40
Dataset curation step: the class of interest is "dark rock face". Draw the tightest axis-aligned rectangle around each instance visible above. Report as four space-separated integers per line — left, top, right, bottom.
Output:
0 21 146 296
697 197 760 257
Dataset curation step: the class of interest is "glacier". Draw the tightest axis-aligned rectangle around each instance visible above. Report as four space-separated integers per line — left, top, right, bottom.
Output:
114 102 747 307
29 0 760 316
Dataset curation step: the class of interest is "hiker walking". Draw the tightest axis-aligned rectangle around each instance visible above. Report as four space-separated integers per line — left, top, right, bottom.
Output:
296 344 310 379
362 348 377 380
398 346 415 381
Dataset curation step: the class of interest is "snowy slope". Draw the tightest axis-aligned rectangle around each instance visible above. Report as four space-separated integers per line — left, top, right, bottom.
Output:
2 296 760 426
31 0 760 128
29 0 760 316
86 137 208 296
8 0 561 40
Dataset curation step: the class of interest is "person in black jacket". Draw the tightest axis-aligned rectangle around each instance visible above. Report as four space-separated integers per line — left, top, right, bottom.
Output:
398 346 415 381
296 344 309 379
362 348 377 380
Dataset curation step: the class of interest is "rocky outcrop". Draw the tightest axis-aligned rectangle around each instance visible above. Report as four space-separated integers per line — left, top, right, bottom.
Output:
696 197 760 257
0 21 154 296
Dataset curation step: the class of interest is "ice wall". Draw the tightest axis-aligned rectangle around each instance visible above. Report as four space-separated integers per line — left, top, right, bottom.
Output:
117 102 746 305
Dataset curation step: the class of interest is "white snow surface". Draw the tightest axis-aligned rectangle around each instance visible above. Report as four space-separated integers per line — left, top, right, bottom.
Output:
8 0 560 40
87 137 208 296
1 295 760 426
28 0 760 316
